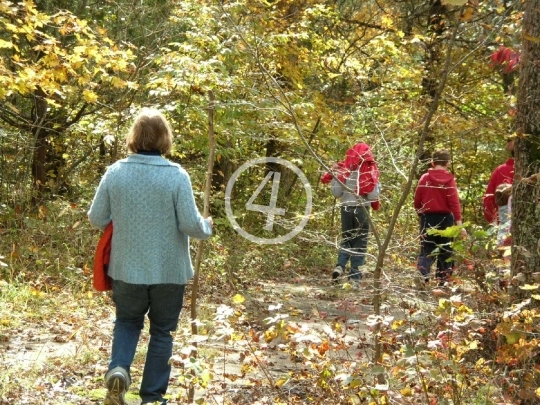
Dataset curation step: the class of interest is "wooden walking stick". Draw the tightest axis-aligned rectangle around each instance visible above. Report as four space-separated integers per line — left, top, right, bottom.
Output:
188 90 215 403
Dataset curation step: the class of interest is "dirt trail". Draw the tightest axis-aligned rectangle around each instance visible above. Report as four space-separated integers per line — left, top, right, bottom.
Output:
181 271 435 404
1 269 438 404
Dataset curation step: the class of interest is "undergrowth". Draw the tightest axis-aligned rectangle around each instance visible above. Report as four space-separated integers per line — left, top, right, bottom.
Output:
0 199 539 404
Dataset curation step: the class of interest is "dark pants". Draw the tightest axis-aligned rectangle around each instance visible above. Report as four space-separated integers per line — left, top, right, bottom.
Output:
417 213 455 282
109 280 186 404
337 205 370 280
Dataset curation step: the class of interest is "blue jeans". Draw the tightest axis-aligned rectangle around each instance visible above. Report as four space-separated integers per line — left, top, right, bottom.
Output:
109 280 186 404
337 205 370 280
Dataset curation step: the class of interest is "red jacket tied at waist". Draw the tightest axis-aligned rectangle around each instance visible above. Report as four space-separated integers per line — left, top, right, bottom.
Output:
93 222 113 291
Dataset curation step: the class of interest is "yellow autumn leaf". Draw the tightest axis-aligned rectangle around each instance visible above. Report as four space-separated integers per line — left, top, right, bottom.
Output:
274 375 289 388
232 294 245 304
111 76 126 88
24 0 38 15
392 319 406 330
349 378 362 388
4 23 18 32
78 74 91 85
461 7 475 21
519 284 539 290
348 395 361 404
264 329 278 343
524 33 540 44
536 387 540 398
381 15 394 28
0 39 13 49
441 0 468 5
43 54 60 68
400 387 413 396
74 45 86 54
83 89 98 103
86 45 99 57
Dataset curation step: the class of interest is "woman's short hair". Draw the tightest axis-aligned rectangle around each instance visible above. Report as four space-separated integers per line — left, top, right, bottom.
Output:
126 108 173 154
495 183 512 207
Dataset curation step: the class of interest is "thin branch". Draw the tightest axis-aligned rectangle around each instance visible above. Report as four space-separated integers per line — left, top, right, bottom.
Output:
63 103 89 129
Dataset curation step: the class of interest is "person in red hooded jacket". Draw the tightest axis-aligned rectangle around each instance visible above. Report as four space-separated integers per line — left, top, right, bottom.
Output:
482 138 515 224
321 142 380 285
414 150 467 287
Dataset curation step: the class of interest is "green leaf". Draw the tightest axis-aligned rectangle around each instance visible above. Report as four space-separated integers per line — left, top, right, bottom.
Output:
427 225 461 238
403 345 416 357
505 331 522 345
473 229 489 238
370 365 386 374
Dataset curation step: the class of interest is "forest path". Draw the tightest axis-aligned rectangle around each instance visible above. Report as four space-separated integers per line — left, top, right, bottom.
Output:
180 269 437 404
0 267 440 404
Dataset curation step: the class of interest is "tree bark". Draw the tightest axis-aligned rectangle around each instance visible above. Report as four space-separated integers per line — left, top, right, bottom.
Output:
417 0 449 170
30 88 49 202
512 0 540 286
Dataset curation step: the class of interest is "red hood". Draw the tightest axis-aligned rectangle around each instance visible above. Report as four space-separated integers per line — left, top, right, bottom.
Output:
343 143 375 170
426 168 454 185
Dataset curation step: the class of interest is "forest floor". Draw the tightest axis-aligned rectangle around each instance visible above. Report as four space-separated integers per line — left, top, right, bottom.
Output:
0 266 444 405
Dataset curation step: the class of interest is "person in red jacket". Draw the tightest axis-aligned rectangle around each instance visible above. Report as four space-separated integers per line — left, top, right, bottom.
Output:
321 143 380 284
414 150 467 287
482 138 515 224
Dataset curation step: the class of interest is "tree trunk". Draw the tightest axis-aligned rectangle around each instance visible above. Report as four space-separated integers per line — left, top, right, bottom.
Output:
30 88 49 203
417 0 448 171
512 0 540 286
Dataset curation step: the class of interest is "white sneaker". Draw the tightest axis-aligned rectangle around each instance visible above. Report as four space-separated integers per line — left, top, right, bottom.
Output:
332 265 344 280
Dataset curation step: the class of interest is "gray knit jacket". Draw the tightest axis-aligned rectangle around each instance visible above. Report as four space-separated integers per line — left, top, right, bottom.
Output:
88 154 212 285
331 170 381 206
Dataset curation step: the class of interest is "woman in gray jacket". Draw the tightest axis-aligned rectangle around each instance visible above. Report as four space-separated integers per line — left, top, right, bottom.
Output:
88 108 212 405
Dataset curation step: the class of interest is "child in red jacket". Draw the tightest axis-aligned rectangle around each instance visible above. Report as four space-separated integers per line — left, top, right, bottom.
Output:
414 150 467 287
482 138 514 224
321 143 380 283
